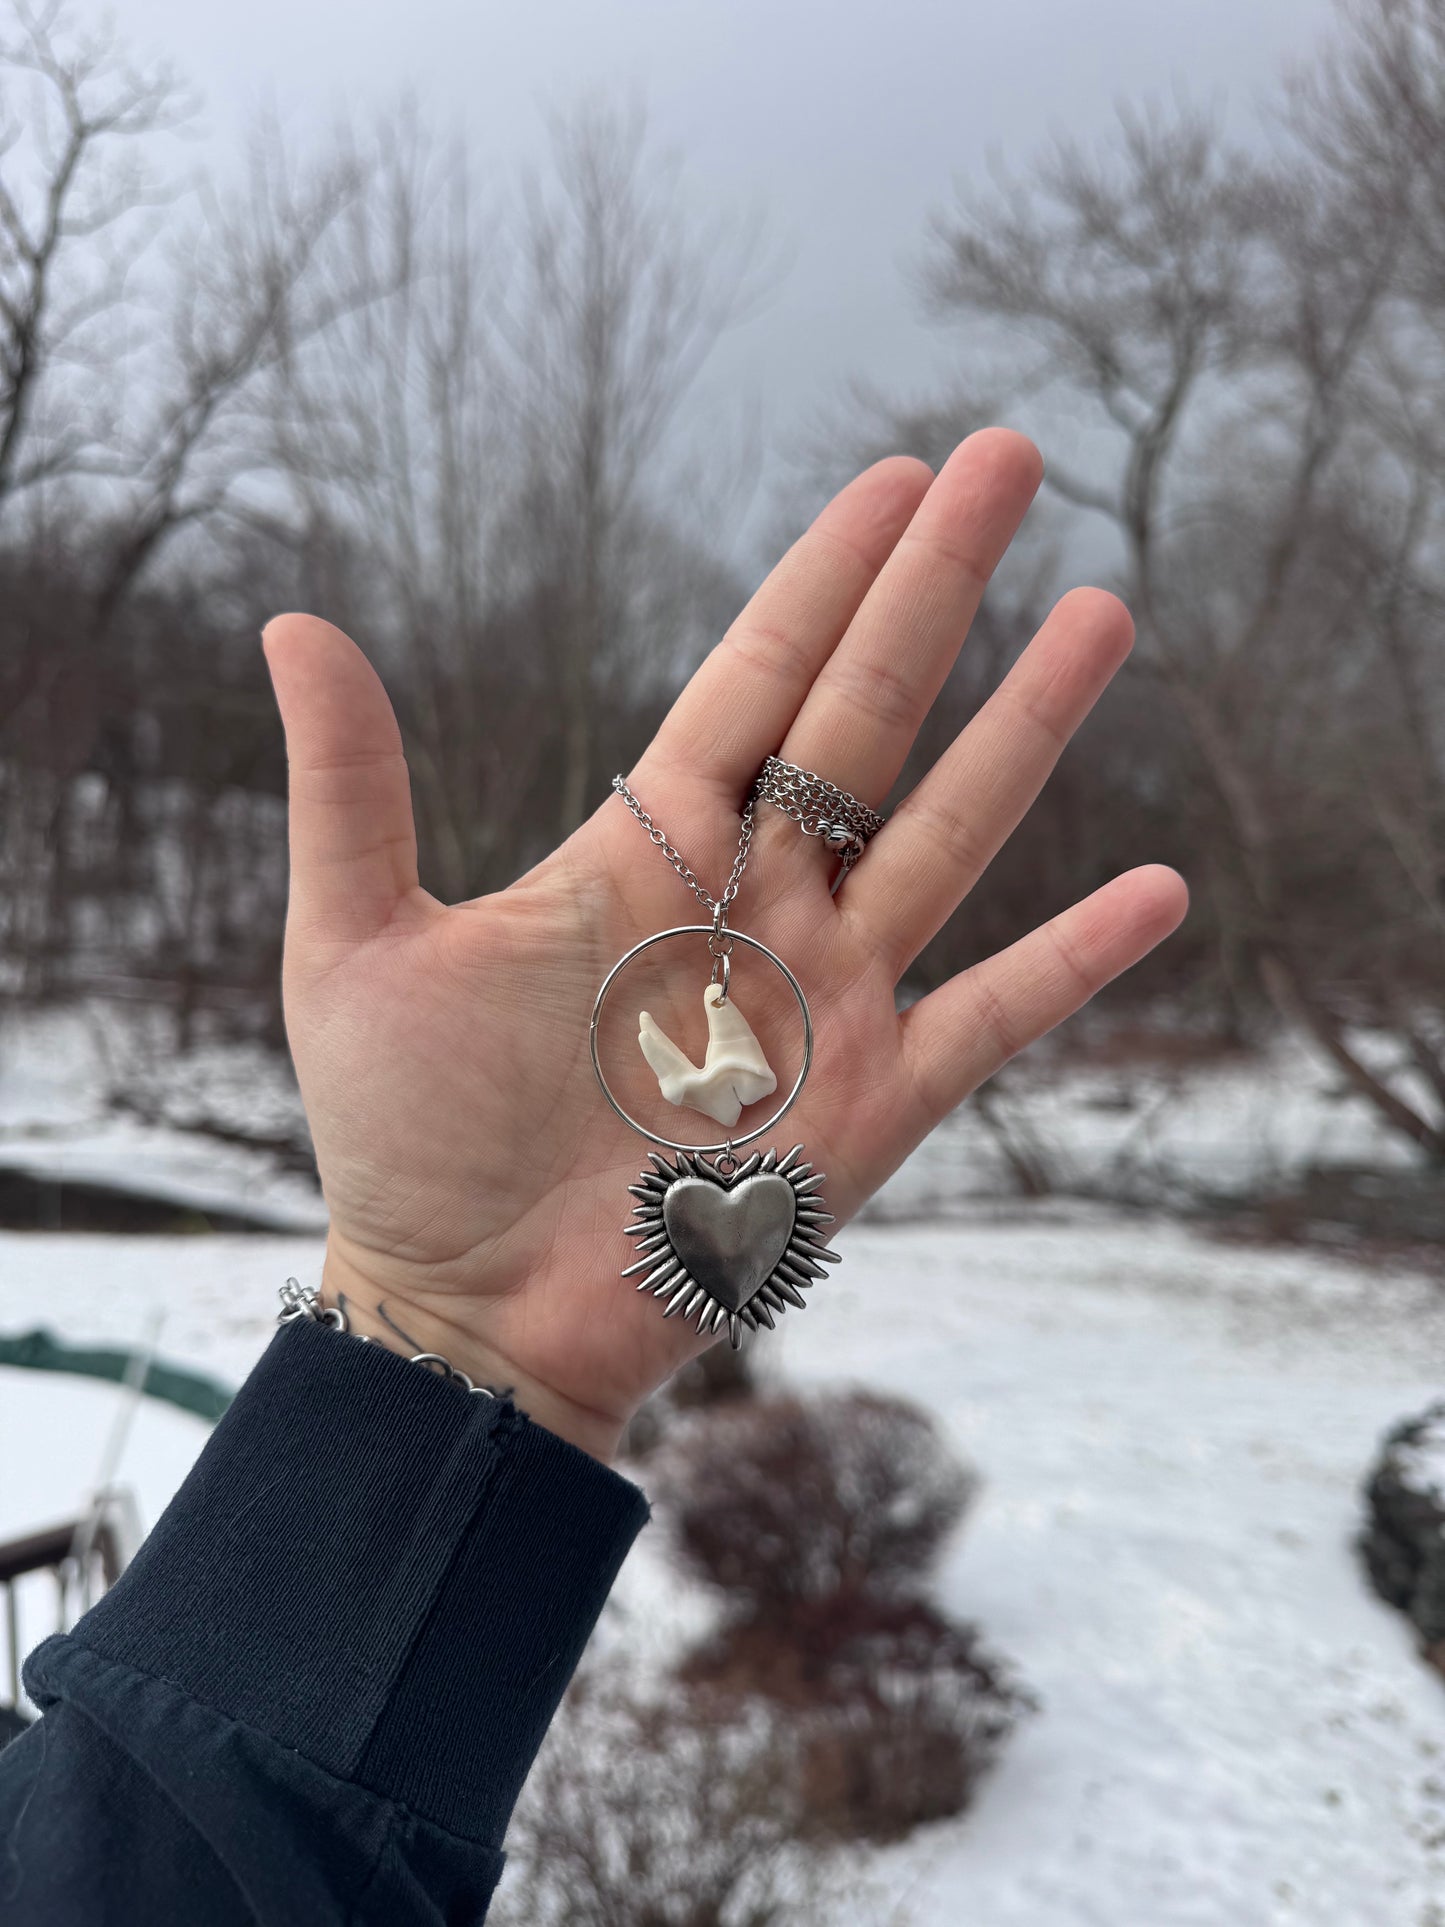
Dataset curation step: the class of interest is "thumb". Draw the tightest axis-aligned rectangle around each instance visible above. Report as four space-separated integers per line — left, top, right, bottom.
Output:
262 613 423 946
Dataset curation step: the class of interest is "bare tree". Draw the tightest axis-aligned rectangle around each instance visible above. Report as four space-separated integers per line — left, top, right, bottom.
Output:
0 5 753 1038
912 52 1445 1159
502 104 754 839
0 0 188 516
272 104 750 900
0 3 380 1003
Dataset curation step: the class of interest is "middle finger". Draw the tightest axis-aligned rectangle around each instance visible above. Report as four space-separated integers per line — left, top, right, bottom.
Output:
842 585 1136 975
771 429 1043 818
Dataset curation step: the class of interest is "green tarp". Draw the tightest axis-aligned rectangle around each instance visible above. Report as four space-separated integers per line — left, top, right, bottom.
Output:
0 1328 232 1423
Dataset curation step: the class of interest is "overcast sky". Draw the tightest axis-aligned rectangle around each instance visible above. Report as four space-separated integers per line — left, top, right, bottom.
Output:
118 0 1340 554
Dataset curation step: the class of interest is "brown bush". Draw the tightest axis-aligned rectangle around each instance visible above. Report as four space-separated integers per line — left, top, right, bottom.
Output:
797 1680 1011 1845
680 1592 1001 1706
681 1594 1026 1845
490 1676 826 1927
654 1390 975 1616
622 1340 757 1459
652 1390 1022 1844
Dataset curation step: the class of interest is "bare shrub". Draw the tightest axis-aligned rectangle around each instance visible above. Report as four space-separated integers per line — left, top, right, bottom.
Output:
651 1391 1022 1844
655 1390 975 1615
1360 1402 1445 1674
681 1595 1026 1845
490 1676 826 1927
623 1339 757 1459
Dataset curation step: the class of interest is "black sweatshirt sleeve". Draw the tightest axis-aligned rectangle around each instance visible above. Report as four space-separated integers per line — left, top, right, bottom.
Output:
0 1315 651 1925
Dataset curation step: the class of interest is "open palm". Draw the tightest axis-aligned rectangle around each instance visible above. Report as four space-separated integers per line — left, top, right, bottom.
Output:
265 432 1186 1460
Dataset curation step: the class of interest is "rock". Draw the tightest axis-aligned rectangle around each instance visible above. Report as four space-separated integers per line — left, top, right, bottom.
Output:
1361 1402 1445 1660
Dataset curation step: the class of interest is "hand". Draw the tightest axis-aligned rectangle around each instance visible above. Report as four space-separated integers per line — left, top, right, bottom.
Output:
263 431 1186 1462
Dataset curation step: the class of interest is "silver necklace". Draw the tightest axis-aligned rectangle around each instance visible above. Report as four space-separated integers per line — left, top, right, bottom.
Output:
591 775 841 1349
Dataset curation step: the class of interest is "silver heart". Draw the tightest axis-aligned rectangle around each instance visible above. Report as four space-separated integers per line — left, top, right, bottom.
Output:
663 1172 797 1313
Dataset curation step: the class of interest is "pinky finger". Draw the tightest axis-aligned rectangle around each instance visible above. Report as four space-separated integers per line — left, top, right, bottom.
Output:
899 865 1189 1132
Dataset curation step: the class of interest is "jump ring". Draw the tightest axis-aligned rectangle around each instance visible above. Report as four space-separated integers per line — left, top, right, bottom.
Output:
709 947 732 1002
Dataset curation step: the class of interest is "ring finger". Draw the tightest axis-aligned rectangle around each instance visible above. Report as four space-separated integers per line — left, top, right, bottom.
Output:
843 586 1137 975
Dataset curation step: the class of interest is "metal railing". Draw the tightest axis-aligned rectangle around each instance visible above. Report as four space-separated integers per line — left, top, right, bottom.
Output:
0 1491 137 1733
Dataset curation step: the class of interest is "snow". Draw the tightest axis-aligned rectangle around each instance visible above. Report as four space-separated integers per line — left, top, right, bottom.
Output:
2 999 1443 1920
0 1004 325 1231
1397 1412 1445 1509
0 1369 212 1691
0 1370 210 1547
2 1203 1443 1922
869 1032 1424 1225
775 1218 1445 1925
1 1000 1426 1238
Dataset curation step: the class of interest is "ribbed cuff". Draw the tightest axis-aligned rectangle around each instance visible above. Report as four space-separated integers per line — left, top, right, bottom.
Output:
67 1317 650 1843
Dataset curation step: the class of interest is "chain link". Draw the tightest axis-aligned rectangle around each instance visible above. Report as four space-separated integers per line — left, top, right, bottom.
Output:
752 756 885 876
610 775 755 915
277 1279 502 1398
611 757 885 905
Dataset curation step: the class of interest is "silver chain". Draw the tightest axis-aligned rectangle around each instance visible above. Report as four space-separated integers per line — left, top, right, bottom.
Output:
611 757 885 910
752 756 885 876
610 775 755 916
277 1279 502 1398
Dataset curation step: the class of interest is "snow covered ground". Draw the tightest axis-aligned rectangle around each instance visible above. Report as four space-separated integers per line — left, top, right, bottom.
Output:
0 1369 213 1681
786 1217 1445 1926
2 1001 1443 1918
0 1004 324 1230
2 1207 1443 1924
0 999 1428 1234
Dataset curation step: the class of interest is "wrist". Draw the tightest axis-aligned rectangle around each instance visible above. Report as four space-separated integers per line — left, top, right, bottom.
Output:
319 1241 626 1465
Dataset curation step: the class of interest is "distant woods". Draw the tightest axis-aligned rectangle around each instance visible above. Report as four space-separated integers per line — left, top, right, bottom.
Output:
1 0 1441 1160
0 2 746 1037
846 0 1445 1159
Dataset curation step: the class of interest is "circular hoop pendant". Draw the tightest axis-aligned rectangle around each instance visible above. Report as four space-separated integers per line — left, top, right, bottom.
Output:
589 924 813 1155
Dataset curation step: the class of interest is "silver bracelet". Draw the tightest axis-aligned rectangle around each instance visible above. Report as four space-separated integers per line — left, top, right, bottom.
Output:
277 1279 503 1399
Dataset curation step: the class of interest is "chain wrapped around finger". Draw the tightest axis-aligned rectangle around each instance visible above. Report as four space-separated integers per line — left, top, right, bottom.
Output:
750 755 885 880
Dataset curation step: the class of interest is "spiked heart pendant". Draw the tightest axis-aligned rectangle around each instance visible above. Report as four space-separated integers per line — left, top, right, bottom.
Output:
621 1145 840 1349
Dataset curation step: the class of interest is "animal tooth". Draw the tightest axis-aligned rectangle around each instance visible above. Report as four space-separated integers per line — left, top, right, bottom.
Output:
637 983 777 1128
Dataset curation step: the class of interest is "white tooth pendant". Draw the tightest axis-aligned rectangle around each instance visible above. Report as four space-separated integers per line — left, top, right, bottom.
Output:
637 982 778 1128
